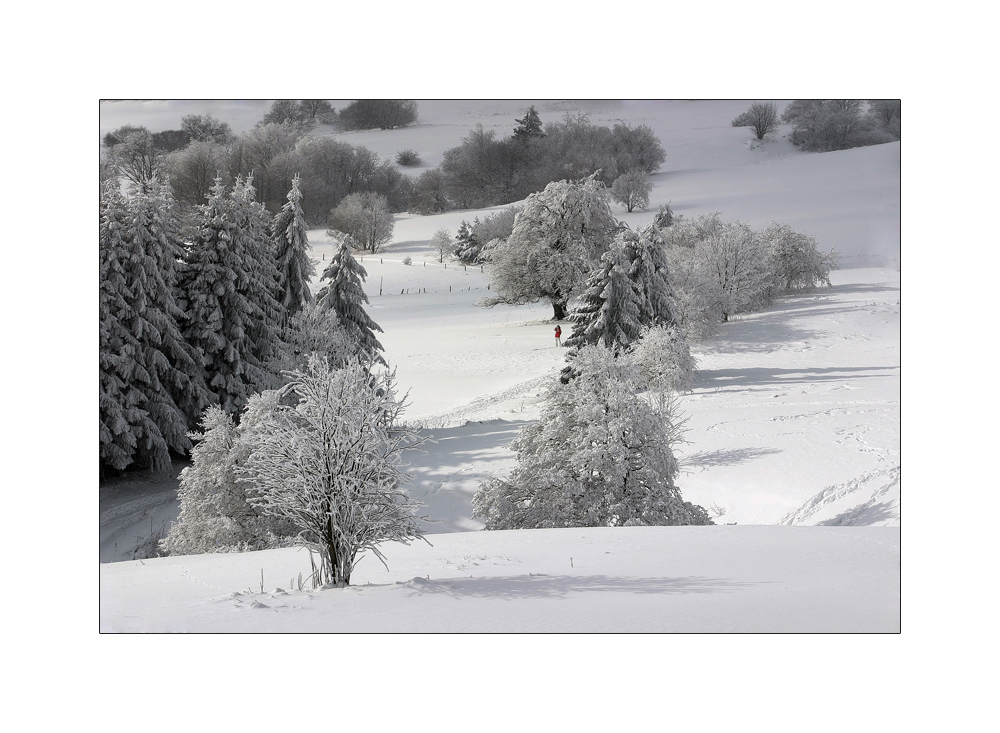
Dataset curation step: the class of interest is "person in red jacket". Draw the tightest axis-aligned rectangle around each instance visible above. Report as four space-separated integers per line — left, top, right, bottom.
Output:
554 325 562 346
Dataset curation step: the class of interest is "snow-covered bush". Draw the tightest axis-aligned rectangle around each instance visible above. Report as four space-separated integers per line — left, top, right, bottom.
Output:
630 325 697 393
760 221 838 293
659 219 724 339
473 345 711 530
396 149 422 167
160 399 297 555
278 303 355 374
238 357 426 587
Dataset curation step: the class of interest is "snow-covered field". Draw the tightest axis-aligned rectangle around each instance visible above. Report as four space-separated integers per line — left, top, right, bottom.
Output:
99 100 900 634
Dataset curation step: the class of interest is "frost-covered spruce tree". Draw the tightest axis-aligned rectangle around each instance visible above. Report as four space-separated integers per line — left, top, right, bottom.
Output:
564 245 644 356
230 176 285 379
484 173 619 320
272 175 316 321
473 345 711 530
317 234 386 366
238 356 426 587
100 183 147 471
99 181 211 473
160 397 297 555
181 178 276 413
626 225 679 328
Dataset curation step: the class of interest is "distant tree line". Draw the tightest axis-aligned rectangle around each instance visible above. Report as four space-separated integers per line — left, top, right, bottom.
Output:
408 107 666 214
731 100 901 151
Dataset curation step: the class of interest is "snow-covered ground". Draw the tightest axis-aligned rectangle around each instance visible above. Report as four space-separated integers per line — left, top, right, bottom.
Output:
99 100 900 633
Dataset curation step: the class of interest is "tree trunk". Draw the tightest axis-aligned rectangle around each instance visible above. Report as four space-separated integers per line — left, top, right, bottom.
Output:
552 300 567 321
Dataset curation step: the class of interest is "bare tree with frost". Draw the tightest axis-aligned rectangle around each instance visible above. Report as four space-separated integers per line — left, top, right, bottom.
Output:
238 356 427 587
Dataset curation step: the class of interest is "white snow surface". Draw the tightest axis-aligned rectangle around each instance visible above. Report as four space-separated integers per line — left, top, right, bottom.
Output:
99 100 900 633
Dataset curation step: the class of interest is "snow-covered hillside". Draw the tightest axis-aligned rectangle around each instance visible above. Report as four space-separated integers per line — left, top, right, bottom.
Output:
99 100 900 633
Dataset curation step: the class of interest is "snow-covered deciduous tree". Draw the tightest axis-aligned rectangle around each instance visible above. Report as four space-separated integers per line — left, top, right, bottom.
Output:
430 227 453 263
180 177 282 414
160 398 298 555
279 303 355 373
272 175 316 321
473 345 711 530
659 216 725 338
610 169 652 212
484 174 619 320
99 181 211 473
760 221 837 292
238 357 427 587
698 218 772 321
317 234 386 366
326 192 395 253
630 325 697 393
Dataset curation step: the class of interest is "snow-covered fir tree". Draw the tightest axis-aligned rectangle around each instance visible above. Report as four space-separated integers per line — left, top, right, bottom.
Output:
563 245 645 355
230 176 285 372
473 344 712 530
238 356 426 587
272 175 316 321
625 226 679 328
99 181 211 473
316 234 386 366
180 178 281 414
454 220 480 264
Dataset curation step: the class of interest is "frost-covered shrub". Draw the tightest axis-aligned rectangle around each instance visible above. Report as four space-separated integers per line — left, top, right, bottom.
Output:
159 399 298 556
630 325 697 393
760 222 838 293
473 345 711 530
732 102 779 140
238 357 426 587
395 149 423 166
402 256 412 265
278 302 355 374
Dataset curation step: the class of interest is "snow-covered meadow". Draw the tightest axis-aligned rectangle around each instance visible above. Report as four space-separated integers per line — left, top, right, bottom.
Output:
99 100 900 633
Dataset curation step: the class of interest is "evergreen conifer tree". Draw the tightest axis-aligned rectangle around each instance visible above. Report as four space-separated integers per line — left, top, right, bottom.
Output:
99 181 211 472
272 175 316 321
317 234 386 366
564 246 644 354
624 226 679 328
181 178 278 414
513 106 545 139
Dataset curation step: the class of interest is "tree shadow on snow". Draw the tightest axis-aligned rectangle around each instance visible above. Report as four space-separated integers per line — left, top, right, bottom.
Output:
679 446 783 468
396 574 758 600
694 365 897 390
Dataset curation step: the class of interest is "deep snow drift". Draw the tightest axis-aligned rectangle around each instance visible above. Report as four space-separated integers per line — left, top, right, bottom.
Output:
99 100 900 632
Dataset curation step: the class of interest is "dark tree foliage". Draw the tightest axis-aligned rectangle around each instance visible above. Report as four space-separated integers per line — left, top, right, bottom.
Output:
513 105 545 139
151 129 192 152
317 236 386 366
261 99 309 126
103 124 149 148
181 114 233 143
339 100 418 130
299 99 333 119
782 100 895 151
